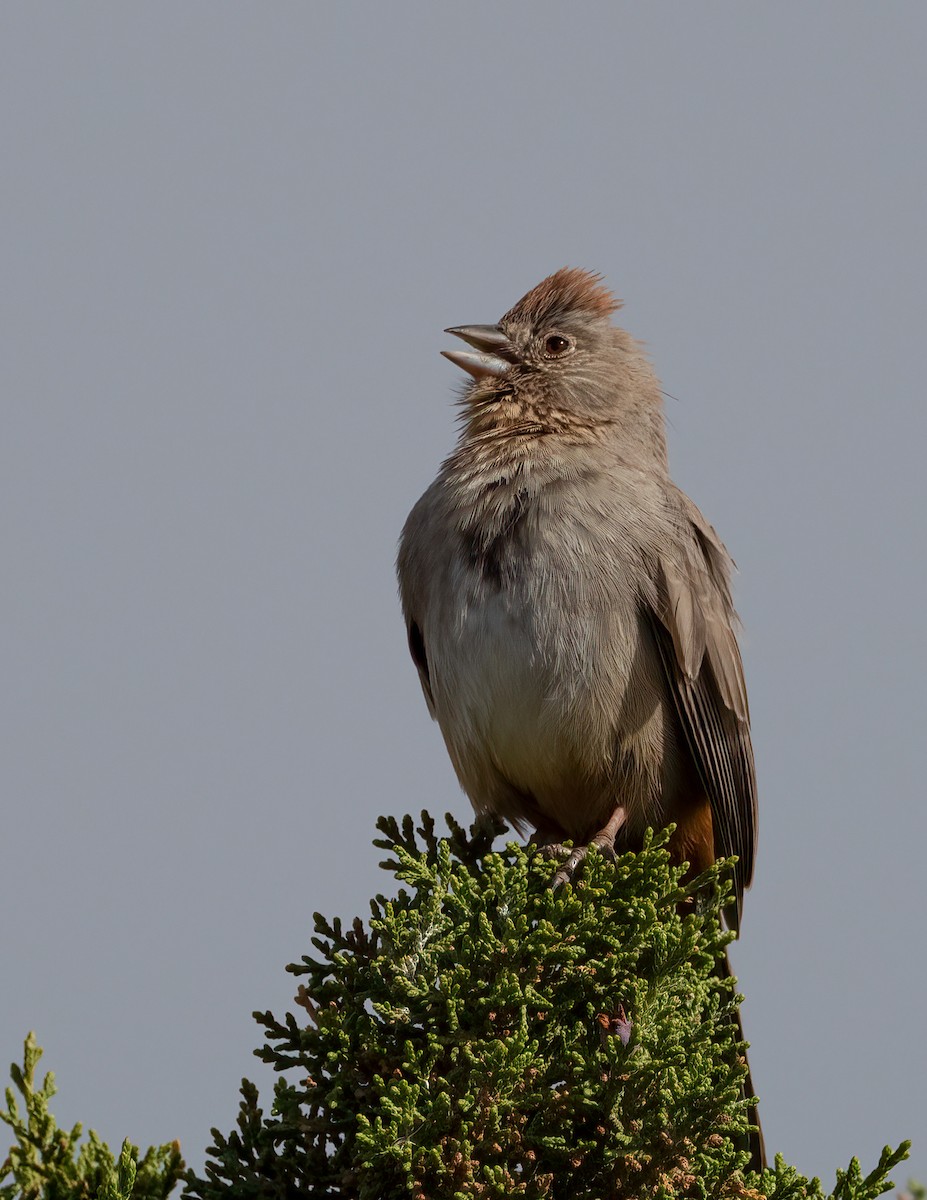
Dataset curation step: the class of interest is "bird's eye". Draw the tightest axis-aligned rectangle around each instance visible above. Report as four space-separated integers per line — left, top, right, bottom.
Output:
544 334 572 357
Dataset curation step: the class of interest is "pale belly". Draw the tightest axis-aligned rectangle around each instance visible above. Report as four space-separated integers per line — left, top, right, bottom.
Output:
427 588 650 837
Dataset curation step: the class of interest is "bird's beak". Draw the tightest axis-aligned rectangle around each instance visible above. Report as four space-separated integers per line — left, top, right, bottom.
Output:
441 324 515 381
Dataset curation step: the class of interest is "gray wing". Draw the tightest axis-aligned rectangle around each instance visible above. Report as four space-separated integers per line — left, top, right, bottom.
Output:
405 616 435 712
647 491 757 930
397 487 439 717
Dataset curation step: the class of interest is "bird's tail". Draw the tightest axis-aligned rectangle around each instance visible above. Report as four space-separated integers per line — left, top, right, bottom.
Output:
720 949 766 1173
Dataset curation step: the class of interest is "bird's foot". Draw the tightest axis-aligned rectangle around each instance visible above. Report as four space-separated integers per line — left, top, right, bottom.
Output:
550 838 617 889
533 840 571 862
547 806 627 890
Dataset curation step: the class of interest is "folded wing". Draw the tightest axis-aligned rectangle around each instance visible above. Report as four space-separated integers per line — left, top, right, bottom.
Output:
647 491 757 931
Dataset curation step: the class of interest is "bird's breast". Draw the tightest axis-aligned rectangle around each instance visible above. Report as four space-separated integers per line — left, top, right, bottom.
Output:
427 496 644 810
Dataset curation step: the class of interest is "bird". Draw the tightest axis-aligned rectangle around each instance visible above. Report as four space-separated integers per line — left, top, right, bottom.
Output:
397 269 763 1164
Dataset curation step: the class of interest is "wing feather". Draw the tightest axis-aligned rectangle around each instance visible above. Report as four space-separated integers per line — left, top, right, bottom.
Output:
649 494 757 930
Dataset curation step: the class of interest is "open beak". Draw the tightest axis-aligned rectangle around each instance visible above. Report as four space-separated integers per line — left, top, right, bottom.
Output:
441 324 516 381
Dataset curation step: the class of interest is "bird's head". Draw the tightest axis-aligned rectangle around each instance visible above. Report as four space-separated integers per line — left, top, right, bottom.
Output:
442 269 663 447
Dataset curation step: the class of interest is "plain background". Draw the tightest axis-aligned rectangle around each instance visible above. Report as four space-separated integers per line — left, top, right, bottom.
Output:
2 3 924 1188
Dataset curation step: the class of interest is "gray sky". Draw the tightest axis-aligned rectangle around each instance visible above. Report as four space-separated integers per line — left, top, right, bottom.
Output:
3 3 924 1186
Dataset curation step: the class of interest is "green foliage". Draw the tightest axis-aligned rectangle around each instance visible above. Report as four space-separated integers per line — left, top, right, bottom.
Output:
0 1033 183 1200
761 1145 912 1200
184 812 911 1199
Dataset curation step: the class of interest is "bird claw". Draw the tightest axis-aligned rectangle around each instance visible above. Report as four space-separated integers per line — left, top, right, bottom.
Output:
535 841 571 862
549 838 616 889
545 807 627 889
551 844 589 889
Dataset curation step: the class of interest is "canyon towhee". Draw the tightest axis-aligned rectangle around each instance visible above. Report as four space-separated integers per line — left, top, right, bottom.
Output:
397 268 763 1166
398 268 756 921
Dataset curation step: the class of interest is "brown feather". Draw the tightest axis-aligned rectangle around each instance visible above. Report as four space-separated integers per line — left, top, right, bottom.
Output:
649 493 757 929
503 267 622 327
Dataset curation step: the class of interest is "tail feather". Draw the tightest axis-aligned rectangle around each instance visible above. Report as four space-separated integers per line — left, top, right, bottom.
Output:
720 950 766 1172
